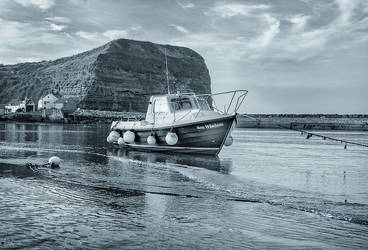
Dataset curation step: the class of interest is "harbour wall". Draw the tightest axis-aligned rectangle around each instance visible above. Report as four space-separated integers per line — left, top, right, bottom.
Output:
2 112 368 130
236 114 368 131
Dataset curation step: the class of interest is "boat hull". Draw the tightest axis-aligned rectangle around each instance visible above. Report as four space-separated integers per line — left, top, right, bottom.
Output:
112 115 236 155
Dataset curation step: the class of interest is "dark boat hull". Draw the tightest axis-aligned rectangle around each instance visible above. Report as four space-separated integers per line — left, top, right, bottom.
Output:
113 115 236 155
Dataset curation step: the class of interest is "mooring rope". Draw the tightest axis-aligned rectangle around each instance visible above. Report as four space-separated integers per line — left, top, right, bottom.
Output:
241 114 368 149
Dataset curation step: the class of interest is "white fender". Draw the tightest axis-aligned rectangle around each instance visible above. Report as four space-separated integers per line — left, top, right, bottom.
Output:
123 130 135 143
117 137 125 145
147 135 156 145
49 156 61 166
165 132 178 145
107 130 120 143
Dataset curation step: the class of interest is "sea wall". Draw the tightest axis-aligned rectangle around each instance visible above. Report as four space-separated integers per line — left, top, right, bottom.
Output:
236 114 368 131
69 109 145 124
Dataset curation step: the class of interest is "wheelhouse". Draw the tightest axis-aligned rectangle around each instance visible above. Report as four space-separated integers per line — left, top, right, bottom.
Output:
145 93 212 124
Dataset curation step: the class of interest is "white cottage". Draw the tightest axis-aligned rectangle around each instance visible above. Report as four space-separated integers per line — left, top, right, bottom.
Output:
5 98 36 113
38 93 58 110
5 102 22 113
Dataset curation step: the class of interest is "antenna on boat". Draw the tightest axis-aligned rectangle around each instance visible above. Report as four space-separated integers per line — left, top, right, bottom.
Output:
165 47 170 94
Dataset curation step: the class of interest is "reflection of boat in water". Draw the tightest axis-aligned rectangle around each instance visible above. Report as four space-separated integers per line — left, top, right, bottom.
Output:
107 148 232 174
107 90 247 156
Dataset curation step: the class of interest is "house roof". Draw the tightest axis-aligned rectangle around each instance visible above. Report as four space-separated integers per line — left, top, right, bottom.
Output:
40 93 62 100
24 98 35 105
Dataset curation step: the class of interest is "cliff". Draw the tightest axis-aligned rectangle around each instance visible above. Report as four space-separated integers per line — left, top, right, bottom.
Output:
0 39 211 112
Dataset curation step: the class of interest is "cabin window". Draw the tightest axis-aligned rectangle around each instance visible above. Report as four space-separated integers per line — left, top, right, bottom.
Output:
154 99 169 113
197 97 211 111
170 97 195 111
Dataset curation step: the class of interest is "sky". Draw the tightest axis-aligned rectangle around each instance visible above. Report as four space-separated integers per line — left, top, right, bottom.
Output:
0 0 367 113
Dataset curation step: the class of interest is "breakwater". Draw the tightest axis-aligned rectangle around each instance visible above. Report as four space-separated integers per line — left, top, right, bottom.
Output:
2 112 368 130
69 109 145 123
236 114 368 131
0 109 145 124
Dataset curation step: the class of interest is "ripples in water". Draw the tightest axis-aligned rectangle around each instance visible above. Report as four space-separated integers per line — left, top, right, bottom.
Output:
0 123 367 249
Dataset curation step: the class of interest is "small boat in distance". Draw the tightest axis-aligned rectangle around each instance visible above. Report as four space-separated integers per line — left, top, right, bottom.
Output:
107 90 248 155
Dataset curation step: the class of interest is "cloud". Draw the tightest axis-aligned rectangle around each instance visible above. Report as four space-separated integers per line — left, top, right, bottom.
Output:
211 3 270 18
169 24 189 34
0 17 33 40
103 27 142 40
249 14 280 48
168 0 368 67
102 29 129 40
0 17 76 64
276 0 368 61
201 0 368 63
75 31 100 41
76 26 143 41
45 16 71 23
288 14 310 31
0 0 367 112
16 57 42 63
14 0 54 9
176 0 194 10
336 0 357 24
49 23 66 31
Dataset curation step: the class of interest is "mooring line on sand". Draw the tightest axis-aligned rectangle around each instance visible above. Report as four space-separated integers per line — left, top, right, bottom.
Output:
241 114 368 149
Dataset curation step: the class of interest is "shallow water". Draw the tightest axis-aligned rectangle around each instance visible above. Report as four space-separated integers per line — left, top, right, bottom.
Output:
0 122 367 249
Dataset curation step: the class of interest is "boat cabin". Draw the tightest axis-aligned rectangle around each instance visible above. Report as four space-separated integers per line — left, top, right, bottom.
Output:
145 93 211 124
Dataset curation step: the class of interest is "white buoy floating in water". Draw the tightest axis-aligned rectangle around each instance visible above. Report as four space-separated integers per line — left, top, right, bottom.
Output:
123 130 135 143
165 132 178 145
49 156 61 167
147 135 156 145
107 131 120 143
224 135 233 146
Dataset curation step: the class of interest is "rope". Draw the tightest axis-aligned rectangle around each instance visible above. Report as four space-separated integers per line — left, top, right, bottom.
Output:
241 114 368 149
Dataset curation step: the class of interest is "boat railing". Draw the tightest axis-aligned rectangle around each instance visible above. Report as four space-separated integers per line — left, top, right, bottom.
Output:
150 90 248 123
195 89 248 116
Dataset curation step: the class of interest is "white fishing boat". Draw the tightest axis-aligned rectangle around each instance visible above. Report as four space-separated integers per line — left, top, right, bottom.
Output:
107 90 247 155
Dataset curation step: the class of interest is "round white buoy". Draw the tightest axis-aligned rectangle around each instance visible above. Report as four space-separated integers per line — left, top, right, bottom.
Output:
165 132 178 145
49 156 61 166
147 135 156 145
123 130 135 143
107 131 120 143
117 137 125 145
224 135 233 146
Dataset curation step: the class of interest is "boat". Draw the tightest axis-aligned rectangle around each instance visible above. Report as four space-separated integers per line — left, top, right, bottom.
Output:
107 89 248 156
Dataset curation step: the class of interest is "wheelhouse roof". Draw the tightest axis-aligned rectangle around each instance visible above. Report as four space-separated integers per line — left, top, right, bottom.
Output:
150 93 205 99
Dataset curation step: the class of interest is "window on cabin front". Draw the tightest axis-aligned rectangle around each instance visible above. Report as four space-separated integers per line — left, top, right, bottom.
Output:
170 97 196 111
154 99 169 113
197 97 212 111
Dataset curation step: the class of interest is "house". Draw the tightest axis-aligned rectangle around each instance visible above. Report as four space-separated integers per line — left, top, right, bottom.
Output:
38 93 58 110
5 102 21 113
24 98 36 112
5 98 36 113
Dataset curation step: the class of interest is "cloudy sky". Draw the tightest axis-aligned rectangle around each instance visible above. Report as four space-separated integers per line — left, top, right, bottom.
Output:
0 0 367 113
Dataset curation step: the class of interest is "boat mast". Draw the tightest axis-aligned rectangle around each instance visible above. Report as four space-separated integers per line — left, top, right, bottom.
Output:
165 48 170 94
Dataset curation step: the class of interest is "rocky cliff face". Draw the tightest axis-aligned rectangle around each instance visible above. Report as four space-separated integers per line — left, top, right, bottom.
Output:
0 39 211 112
